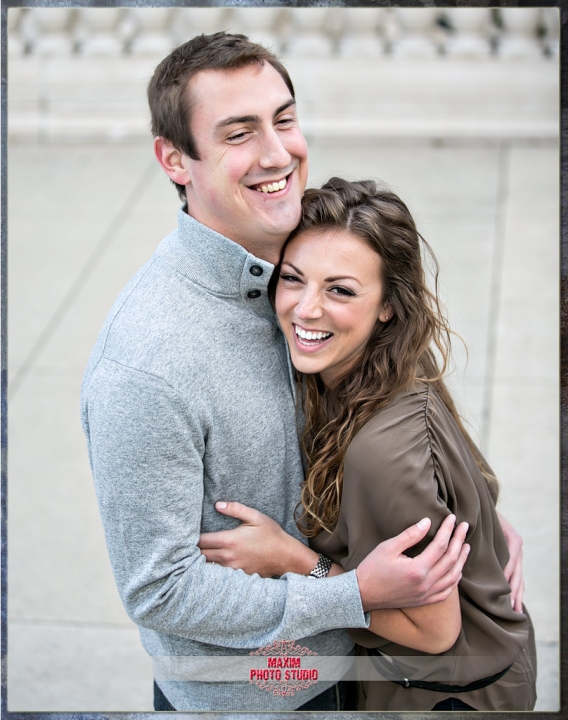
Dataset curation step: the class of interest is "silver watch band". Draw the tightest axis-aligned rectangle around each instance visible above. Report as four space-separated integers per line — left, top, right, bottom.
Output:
308 553 332 579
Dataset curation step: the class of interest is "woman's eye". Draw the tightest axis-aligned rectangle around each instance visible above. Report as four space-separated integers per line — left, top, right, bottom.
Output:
279 273 300 283
329 286 355 297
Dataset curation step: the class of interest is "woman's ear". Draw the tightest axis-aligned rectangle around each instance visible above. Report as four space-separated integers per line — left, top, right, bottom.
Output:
379 302 393 323
153 137 191 187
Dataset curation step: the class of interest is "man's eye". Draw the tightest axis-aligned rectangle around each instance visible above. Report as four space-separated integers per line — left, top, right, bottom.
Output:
276 117 294 127
227 131 249 142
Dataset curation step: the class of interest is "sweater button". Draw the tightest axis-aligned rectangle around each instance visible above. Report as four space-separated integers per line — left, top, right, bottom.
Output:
249 265 263 276
247 290 261 299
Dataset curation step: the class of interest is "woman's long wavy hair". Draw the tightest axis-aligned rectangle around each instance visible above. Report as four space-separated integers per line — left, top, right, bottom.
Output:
287 178 499 537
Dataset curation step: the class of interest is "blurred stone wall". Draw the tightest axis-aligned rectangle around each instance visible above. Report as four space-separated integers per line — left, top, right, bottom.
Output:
8 7 559 143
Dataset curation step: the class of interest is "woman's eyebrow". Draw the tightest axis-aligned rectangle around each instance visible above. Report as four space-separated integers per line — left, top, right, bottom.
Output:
325 275 360 282
281 261 304 275
282 262 362 286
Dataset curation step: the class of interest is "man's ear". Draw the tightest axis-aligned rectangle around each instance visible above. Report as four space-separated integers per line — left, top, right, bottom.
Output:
153 137 190 186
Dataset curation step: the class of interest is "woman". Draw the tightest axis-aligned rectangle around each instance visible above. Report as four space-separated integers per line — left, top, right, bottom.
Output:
200 178 537 711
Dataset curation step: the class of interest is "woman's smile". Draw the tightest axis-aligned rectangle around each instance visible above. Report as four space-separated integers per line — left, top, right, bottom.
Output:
276 228 389 387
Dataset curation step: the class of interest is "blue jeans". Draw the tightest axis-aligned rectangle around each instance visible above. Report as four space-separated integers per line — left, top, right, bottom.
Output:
153 682 175 711
297 681 358 711
153 680 358 711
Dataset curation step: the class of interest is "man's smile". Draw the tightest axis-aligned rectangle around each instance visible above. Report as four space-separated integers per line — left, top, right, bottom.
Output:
247 167 295 195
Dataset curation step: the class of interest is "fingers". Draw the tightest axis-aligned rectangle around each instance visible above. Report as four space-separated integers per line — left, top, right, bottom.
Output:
507 554 525 611
215 501 259 524
502 540 522 584
387 517 432 554
421 573 463 605
513 577 525 613
198 530 228 549
199 547 218 562
502 556 515 584
413 514 458 570
445 521 469 566
423 542 470 603
496 511 525 612
200 548 238 569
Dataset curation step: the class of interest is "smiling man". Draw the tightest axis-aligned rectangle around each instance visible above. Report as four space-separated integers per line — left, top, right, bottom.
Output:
81 32 482 712
157 62 308 262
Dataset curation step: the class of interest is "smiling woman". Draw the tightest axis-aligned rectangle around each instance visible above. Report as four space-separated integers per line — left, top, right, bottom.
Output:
6 10 558 712
205 177 537 711
276 228 385 388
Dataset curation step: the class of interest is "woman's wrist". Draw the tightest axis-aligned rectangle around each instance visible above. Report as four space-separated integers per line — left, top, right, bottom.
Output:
278 535 320 576
275 533 343 578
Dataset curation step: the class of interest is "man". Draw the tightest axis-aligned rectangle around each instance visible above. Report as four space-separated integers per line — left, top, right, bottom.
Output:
81 32 518 712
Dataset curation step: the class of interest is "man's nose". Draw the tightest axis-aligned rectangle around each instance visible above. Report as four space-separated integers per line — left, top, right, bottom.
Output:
259 128 292 169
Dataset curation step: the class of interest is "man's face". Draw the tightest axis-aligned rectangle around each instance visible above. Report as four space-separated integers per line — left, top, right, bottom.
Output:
182 63 309 262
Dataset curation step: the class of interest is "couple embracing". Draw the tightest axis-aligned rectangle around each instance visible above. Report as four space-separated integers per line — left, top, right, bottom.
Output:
81 32 536 712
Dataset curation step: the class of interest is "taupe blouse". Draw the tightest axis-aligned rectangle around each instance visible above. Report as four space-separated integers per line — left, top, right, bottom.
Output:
311 382 536 711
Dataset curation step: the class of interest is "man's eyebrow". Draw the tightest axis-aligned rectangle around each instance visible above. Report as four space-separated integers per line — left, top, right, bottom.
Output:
215 99 296 130
216 114 261 129
273 99 296 117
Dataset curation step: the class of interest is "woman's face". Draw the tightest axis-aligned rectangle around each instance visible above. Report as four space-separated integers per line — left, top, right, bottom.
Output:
275 228 390 388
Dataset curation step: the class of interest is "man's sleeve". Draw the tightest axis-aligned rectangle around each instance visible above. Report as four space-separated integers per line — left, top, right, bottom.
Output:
82 358 367 648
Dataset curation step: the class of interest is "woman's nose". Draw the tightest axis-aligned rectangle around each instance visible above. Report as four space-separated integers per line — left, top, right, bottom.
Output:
295 290 323 320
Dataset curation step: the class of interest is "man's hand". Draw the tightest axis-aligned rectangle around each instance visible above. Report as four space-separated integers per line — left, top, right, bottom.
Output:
497 511 525 612
356 515 470 611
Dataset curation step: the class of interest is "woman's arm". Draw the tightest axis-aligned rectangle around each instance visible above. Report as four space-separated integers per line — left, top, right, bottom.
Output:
199 501 463 654
368 587 461 654
198 501 344 577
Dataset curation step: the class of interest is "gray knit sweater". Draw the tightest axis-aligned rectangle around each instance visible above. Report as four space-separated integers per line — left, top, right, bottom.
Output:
81 209 366 711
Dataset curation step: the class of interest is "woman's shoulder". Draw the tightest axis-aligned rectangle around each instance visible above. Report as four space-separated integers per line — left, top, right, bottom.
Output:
344 380 435 484
349 380 432 448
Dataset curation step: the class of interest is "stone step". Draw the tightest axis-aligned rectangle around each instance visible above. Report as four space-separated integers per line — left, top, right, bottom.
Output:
8 56 559 143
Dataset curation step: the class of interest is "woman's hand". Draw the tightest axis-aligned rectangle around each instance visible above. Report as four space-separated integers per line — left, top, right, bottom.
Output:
198 502 320 578
497 511 525 612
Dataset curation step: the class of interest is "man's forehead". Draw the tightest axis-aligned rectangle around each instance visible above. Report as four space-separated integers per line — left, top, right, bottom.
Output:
187 63 293 114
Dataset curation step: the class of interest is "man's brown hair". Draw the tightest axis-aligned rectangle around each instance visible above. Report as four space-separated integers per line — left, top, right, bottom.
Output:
148 32 295 199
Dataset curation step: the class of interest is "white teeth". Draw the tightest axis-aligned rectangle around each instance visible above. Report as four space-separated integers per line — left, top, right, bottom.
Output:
295 326 332 341
256 178 287 193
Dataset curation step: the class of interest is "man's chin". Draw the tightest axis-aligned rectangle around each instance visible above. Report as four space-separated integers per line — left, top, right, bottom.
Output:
263 209 303 239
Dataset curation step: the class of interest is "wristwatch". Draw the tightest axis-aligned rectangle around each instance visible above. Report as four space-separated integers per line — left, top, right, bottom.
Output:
308 553 332 579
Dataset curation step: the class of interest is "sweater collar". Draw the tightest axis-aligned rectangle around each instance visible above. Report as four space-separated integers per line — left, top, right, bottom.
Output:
157 207 277 318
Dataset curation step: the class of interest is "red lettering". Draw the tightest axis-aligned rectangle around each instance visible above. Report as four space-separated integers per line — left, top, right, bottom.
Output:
267 656 302 668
